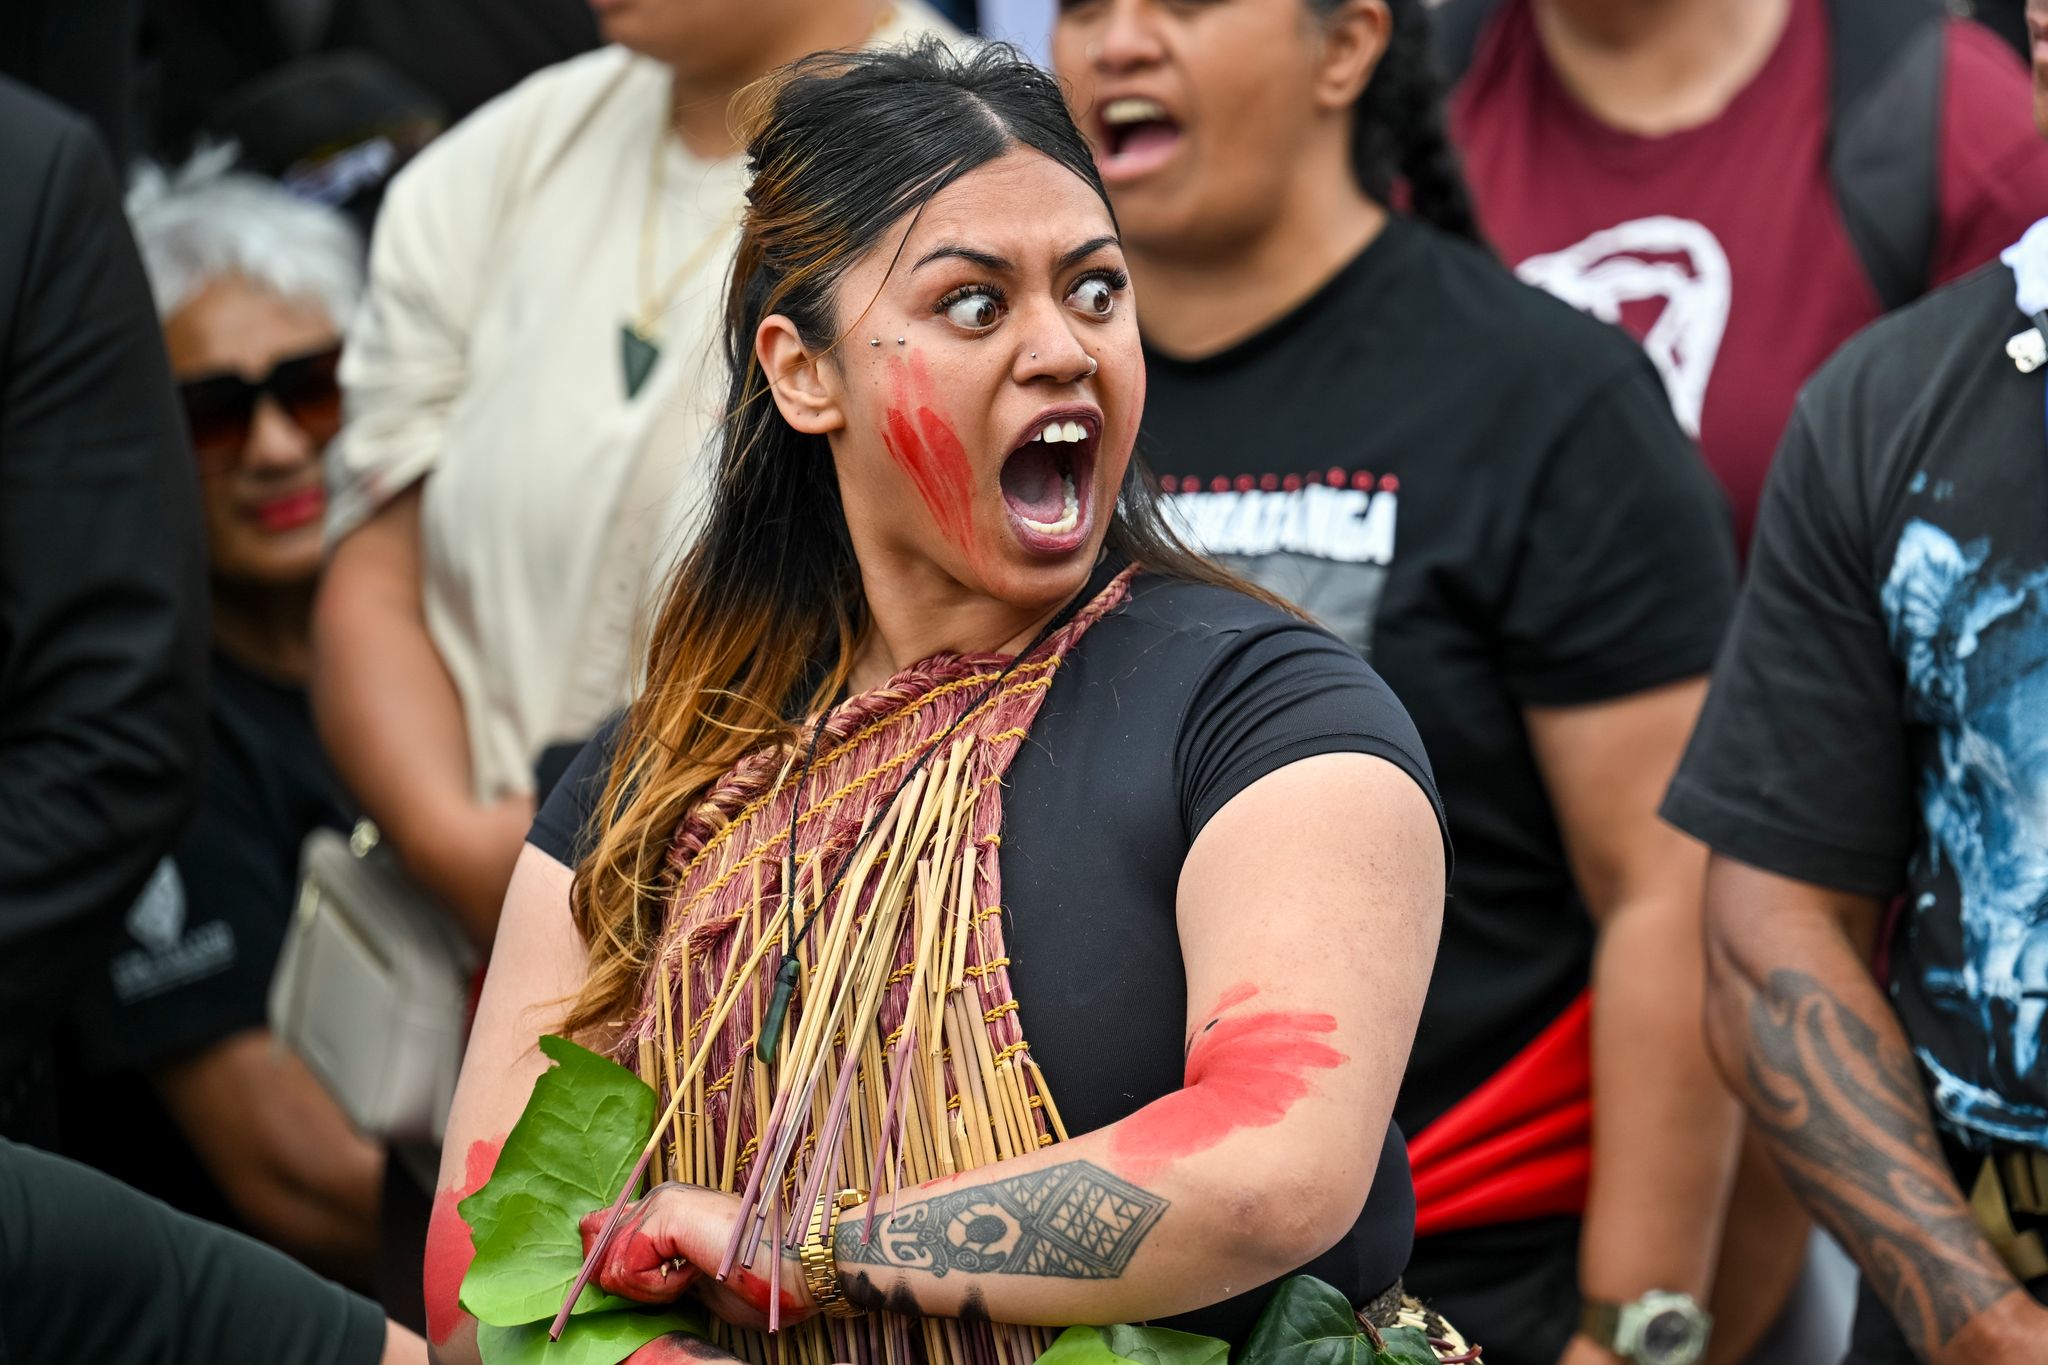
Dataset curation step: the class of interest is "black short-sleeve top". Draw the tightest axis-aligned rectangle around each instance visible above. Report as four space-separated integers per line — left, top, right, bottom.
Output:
530 566 1450 1342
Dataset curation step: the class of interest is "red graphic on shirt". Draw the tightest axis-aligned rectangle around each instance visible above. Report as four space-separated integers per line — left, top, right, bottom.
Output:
1452 0 2048 547
882 354 975 554
1111 983 1344 1179
424 1136 504 1344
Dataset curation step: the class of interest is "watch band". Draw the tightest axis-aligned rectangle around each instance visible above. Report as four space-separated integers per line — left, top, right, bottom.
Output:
1580 1298 1625 1353
800 1188 868 1319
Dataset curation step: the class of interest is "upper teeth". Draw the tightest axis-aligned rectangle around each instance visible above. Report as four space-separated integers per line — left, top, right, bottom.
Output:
1104 97 1168 127
1039 421 1086 444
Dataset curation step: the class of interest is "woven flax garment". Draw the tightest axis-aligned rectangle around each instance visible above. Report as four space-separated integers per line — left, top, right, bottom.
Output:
617 567 1139 1365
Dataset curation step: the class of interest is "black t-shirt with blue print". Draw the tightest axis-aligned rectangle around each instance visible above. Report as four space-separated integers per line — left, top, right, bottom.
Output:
1666 258 2048 1148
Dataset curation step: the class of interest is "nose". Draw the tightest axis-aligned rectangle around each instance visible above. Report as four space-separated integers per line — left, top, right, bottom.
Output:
1013 308 1098 388
240 395 320 476
1092 0 1168 75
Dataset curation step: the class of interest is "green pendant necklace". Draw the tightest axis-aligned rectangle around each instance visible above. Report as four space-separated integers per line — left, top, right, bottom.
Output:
623 121 739 399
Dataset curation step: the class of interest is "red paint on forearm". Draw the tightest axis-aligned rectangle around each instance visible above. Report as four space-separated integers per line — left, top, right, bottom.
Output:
1111 985 1345 1179
423 1136 503 1345
881 355 974 552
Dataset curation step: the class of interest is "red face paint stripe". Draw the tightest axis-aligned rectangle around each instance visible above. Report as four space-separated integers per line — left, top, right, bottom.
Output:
424 1136 503 1345
881 356 975 552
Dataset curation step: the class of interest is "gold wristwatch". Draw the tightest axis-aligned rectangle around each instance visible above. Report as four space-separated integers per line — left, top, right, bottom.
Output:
800 1188 867 1318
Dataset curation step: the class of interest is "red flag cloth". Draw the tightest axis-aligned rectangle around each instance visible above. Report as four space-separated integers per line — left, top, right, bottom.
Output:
1409 989 1593 1238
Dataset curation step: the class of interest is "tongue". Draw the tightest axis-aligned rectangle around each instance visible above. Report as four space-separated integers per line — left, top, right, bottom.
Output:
1114 121 1180 159
1000 443 1066 523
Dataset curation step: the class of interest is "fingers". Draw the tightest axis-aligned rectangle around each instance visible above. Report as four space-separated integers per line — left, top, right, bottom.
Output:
578 1190 700 1303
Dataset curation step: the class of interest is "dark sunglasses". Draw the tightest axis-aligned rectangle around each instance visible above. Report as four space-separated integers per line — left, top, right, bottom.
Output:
178 344 343 470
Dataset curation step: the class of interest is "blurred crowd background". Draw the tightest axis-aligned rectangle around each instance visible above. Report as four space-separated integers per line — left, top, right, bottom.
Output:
4 0 2048 1362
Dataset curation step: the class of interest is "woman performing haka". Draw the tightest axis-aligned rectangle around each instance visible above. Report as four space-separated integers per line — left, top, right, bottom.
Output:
424 39 1450 1365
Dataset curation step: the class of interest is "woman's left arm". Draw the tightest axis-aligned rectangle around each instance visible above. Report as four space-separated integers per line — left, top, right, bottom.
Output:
580 751 1444 1328
1523 679 1746 1365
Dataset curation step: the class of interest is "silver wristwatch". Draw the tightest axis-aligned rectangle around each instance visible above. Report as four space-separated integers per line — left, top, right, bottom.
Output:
1579 1290 1711 1365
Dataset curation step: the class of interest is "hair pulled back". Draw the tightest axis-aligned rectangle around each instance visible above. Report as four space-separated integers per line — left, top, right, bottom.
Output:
566 38 1246 1035
1315 0 1484 244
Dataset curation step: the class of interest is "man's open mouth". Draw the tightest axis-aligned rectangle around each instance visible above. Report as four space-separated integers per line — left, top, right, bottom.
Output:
1099 96 1183 181
1000 415 1098 547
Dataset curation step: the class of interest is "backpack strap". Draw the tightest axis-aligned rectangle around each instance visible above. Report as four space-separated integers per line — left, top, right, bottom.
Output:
1826 0 1947 312
1429 0 1502 85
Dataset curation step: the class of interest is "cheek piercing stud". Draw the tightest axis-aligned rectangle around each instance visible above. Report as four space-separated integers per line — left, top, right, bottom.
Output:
869 338 881 348
896 337 906 346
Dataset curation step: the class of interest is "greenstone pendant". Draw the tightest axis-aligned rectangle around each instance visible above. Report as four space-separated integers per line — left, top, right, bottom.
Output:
620 323 660 399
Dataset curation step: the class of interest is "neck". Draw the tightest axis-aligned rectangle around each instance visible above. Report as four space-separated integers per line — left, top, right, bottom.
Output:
667 1 889 158
844 551 1079 696
1125 170 1386 360
1533 0 1792 135
211 578 317 684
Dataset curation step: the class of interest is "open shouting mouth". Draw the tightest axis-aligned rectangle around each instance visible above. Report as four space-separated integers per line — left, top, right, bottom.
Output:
999 407 1100 556
1097 95 1184 184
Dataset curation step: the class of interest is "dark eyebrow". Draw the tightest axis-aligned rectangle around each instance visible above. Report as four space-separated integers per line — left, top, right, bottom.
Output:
913 244 1014 273
910 234 1123 276
1057 235 1121 271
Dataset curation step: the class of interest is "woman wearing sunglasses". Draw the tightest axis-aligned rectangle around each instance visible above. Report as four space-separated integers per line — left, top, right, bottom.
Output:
55 156 386 1288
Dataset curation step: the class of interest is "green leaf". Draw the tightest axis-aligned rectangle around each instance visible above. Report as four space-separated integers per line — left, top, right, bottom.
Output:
477 1304 707 1365
1240 1276 1379 1365
1372 1327 1439 1365
460 1035 658 1327
1036 1324 1230 1365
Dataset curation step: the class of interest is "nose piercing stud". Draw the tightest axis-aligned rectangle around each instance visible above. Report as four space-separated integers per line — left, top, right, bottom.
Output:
1031 352 1038 359
1086 357 1099 376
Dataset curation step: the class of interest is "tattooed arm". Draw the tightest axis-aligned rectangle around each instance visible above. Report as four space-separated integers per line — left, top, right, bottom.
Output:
580 753 1445 1328
1700 856 2048 1364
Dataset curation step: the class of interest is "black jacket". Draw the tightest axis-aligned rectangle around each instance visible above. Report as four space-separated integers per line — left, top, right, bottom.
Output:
0 78 207 950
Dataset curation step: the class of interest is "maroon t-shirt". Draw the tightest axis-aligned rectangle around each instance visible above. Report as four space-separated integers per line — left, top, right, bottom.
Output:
1452 0 2048 547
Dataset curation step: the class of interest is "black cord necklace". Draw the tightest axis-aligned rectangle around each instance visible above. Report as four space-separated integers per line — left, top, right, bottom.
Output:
754 587 1094 1063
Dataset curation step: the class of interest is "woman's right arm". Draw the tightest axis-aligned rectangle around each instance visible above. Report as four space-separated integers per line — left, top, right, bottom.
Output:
424 843 589 1361
312 486 531 946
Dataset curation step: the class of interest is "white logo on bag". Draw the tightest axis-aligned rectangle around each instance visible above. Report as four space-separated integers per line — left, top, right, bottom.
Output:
1516 216 1731 438
111 858 235 1002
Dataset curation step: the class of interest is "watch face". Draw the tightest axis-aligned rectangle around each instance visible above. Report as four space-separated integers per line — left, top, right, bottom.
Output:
1638 1308 1706 1365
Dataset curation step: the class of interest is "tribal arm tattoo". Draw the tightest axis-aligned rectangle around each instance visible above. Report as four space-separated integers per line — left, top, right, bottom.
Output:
1742 969 2014 1356
833 1160 1167 1311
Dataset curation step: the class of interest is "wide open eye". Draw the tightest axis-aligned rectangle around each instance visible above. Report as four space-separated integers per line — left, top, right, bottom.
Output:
940 287 1004 332
1067 272 1124 320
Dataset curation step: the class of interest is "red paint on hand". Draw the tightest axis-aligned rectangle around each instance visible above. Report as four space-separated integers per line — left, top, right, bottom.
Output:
1111 985 1345 1179
881 355 975 553
424 1136 503 1345
726 1264 809 1318
578 1198 703 1303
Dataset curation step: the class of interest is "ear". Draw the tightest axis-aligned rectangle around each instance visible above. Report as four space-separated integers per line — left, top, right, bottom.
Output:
756 314 845 436
1313 0 1391 113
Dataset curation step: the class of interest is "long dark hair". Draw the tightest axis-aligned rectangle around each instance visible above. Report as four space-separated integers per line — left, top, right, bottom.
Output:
1317 0 1484 244
568 38 1256 1034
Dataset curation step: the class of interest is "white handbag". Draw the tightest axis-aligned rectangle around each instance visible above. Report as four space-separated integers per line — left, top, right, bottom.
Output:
269 820 479 1143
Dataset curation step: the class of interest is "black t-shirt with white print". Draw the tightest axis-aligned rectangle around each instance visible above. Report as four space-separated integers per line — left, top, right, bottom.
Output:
1665 260 2048 1150
1141 216 1738 1136
60 649 353 1228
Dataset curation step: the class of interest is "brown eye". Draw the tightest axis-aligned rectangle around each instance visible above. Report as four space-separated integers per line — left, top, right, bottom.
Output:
1069 276 1117 318
943 291 1002 331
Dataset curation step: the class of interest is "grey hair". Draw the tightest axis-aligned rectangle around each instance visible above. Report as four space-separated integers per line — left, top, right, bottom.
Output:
126 145 366 326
